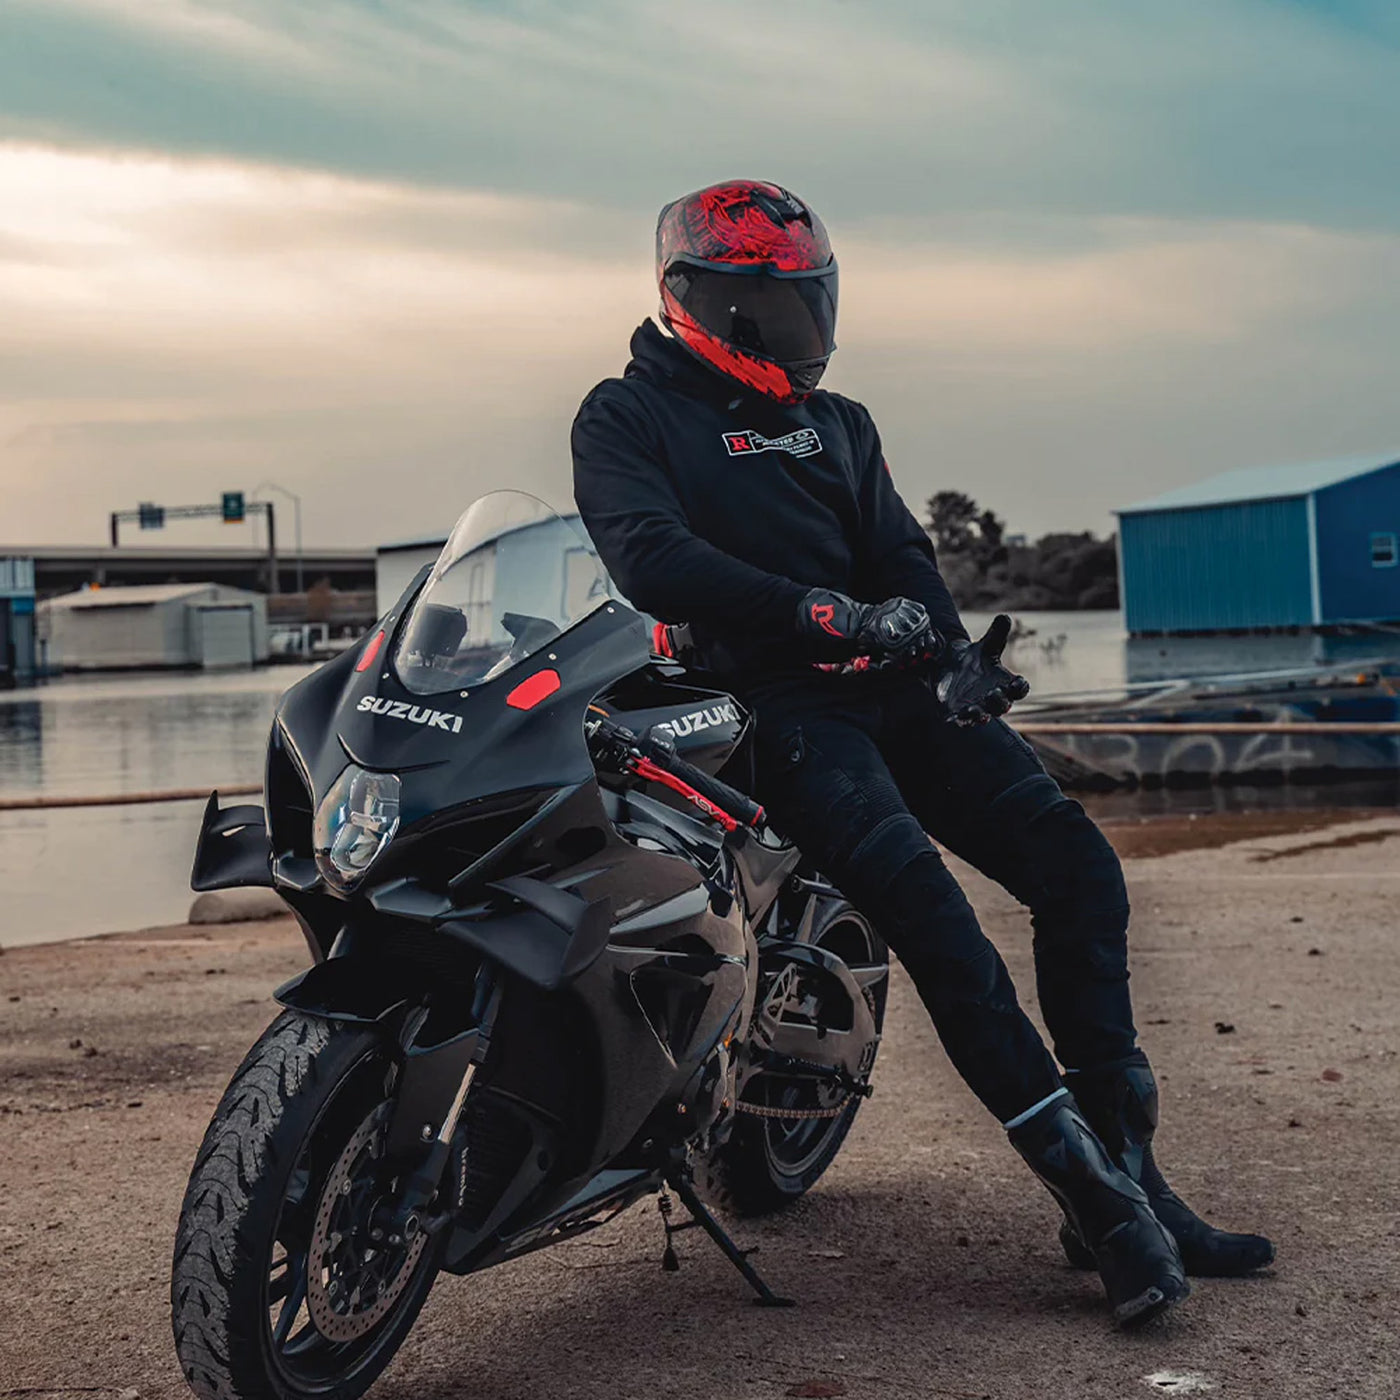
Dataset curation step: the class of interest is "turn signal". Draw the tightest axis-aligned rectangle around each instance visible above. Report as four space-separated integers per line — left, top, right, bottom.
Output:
355 629 386 673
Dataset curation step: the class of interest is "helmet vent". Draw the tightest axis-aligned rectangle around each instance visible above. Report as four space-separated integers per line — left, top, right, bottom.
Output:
753 187 807 227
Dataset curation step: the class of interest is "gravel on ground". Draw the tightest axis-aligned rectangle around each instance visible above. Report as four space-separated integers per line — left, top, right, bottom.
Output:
1 809 1396 1400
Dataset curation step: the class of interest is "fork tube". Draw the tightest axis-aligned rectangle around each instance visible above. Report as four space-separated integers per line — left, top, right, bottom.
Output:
436 1063 477 1145
437 962 498 1144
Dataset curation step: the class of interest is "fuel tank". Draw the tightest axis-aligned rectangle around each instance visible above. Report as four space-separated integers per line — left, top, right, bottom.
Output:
604 684 747 776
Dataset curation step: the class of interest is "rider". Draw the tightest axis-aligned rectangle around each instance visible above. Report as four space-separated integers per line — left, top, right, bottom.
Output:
571 180 1273 1325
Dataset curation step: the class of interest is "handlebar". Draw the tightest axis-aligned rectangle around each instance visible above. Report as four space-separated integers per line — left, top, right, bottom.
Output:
648 742 766 832
586 712 765 835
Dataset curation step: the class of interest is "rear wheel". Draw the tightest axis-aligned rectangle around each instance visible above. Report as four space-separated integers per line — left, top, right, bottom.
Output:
171 1011 445 1400
704 901 887 1216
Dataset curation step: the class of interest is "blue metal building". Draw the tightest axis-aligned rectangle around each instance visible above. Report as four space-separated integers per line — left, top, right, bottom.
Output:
1115 454 1400 634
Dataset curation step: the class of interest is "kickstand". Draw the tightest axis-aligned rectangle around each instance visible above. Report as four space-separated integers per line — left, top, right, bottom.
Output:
662 1173 796 1308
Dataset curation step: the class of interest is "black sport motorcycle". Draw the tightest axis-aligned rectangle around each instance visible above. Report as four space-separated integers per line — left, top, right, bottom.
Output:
171 492 888 1400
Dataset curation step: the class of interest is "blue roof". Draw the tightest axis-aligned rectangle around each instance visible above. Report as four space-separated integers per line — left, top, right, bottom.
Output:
1117 452 1400 515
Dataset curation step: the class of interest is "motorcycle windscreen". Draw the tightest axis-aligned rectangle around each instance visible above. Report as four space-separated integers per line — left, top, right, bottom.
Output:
392 491 614 696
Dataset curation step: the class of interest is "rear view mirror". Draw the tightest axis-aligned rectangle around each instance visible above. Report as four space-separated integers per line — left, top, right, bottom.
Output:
411 604 468 660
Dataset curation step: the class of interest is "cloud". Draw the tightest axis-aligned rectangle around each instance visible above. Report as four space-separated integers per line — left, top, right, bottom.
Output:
0 4 1398 546
0 144 655 546
842 217 1400 355
44 0 326 69
2 141 1398 547
3 1 1398 228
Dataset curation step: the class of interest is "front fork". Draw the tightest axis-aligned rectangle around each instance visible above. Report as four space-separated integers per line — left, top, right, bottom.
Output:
379 963 501 1240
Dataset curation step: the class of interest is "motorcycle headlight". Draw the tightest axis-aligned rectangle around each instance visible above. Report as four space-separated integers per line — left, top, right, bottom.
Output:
313 765 401 892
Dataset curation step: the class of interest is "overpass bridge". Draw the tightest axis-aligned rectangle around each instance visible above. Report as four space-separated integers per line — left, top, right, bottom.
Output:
6 544 378 633
14 544 374 600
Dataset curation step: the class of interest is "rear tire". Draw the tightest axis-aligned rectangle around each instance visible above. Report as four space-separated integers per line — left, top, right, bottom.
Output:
704 901 886 1217
171 1011 444 1400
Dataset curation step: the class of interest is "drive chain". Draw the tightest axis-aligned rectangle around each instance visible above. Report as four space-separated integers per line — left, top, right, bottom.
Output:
734 1096 853 1121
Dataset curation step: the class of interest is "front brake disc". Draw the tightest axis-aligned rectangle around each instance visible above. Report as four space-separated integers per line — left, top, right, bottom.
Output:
306 1110 430 1342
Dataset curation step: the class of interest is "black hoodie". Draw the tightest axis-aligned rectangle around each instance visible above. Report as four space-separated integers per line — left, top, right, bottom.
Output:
572 320 966 688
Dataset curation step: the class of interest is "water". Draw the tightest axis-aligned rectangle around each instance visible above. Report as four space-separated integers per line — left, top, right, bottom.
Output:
967 610 1400 702
3 612 1398 947
0 667 313 947
965 610 1127 700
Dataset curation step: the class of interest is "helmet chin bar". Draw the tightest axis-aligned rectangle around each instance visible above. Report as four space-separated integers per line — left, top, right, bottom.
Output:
784 356 831 397
660 302 831 405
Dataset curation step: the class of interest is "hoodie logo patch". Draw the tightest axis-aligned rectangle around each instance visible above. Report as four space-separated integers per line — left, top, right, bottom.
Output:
723 427 821 459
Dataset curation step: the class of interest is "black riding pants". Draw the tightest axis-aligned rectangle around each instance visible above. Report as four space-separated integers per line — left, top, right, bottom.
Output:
748 676 1137 1124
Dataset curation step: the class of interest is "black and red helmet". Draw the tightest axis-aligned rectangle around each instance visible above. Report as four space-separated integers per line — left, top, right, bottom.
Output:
656 180 838 403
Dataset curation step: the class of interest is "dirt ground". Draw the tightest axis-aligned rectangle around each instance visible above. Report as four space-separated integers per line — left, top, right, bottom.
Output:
1 809 1397 1400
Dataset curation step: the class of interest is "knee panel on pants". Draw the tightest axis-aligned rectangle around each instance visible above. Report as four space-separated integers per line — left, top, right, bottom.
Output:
878 848 1005 984
761 730 933 896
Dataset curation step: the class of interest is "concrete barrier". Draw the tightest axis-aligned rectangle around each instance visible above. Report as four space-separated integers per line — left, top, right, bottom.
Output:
188 889 288 925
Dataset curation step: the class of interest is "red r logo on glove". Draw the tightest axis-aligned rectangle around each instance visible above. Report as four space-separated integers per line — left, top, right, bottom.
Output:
810 603 842 638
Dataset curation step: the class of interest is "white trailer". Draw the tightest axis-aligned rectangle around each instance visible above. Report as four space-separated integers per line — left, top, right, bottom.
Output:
41 583 269 671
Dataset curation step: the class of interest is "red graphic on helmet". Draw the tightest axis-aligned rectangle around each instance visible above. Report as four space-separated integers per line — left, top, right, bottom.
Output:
657 180 831 272
661 298 797 400
655 179 838 405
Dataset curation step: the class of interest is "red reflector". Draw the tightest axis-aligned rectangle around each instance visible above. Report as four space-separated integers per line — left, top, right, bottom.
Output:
355 629 385 673
505 669 561 710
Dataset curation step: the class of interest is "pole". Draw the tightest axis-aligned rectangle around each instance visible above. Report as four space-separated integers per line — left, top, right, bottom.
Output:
252 481 304 595
264 499 278 595
109 512 119 548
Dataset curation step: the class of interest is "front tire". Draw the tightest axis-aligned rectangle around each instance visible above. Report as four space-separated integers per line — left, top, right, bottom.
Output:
172 1011 444 1400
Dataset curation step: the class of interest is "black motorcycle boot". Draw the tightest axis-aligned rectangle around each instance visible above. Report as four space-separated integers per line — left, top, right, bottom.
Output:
1060 1053 1275 1278
1008 1092 1189 1326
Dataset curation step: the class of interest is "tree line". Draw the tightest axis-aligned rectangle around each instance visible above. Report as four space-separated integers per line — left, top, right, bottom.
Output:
924 491 1119 611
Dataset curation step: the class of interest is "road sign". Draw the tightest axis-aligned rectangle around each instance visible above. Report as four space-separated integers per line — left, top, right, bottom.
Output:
138 502 165 530
222 491 245 523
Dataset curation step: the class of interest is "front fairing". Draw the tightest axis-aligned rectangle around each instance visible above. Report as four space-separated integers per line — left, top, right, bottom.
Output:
270 595 649 895
261 553 759 1239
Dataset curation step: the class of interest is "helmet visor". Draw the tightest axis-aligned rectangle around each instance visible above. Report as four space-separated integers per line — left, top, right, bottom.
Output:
664 262 838 365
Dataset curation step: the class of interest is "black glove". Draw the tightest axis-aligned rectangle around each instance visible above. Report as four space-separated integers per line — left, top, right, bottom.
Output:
796 589 939 661
933 614 1030 726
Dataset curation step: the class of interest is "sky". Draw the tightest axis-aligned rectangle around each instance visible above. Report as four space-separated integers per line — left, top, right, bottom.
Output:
2 0 1399 550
